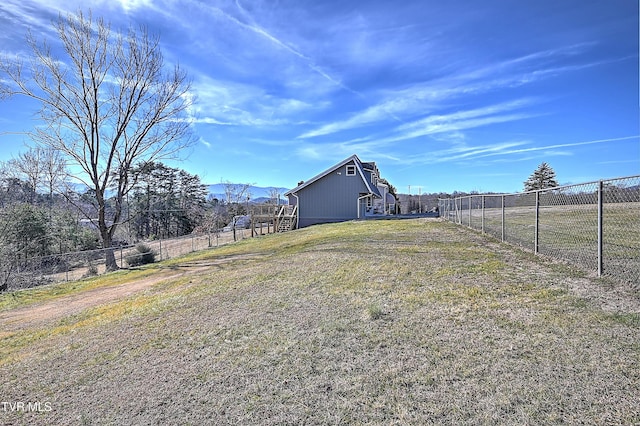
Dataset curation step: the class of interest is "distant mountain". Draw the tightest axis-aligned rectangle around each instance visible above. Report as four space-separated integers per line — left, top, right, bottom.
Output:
207 184 290 203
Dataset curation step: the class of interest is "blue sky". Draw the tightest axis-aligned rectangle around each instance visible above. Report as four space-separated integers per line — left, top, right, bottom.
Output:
0 0 638 194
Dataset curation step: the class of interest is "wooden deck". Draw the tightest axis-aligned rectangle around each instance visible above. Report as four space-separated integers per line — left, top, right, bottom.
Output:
249 204 297 236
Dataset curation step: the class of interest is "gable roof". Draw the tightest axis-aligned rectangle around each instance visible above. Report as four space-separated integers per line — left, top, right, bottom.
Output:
284 154 382 197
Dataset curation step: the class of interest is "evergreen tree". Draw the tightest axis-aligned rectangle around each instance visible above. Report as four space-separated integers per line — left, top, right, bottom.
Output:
3 204 51 260
524 162 559 191
128 163 207 240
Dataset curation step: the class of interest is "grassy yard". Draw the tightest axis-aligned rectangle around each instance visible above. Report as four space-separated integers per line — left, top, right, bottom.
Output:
457 202 640 284
0 219 638 425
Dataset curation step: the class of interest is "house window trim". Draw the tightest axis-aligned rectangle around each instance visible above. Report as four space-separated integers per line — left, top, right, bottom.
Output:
346 165 356 176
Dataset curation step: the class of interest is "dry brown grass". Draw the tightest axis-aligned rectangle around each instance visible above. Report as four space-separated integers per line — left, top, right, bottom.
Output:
0 219 638 425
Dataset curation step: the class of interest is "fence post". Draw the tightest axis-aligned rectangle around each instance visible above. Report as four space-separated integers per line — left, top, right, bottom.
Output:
454 198 459 224
468 196 472 228
501 195 505 242
598 180 603 277
535 191 540 254
481 195 485 233
464 197 467 226
452 198 456 223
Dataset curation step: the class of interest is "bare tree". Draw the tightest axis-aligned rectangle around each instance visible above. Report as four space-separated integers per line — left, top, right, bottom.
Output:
195 207 226 247
222 180 253 210
0 11 194 270
268 188 281 205
8 146 67 210
7 148 43 204
40 147 67 218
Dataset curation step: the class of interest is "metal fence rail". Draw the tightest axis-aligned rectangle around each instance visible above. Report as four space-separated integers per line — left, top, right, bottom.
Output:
0 228 252 292
438 175 640 286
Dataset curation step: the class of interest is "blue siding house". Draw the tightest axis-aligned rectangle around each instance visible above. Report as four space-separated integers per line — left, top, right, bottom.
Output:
285 155 395 228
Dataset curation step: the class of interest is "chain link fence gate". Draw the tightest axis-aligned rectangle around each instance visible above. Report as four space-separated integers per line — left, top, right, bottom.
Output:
438 175 640 286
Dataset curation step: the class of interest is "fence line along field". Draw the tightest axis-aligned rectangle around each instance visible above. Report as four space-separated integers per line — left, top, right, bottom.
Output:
439 175 640 285
1 219 638 425
475 203 639 278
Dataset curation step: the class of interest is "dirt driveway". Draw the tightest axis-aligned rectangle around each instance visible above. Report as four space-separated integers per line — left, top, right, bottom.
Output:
0 254 262 333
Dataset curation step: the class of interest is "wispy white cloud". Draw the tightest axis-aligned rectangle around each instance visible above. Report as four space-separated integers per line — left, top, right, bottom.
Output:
297 44 606 140
115 0 153 13
198 137 212 148
187 71 319 127
292 100 536 165
0 0 61 42
2 0 159 26
477 136 639 158
296 134 639 171
404 135 640 166
597 159 640 165
318 98 537 151
209 1 354 94
394 99 537 139
297 101 405 139
384 141 528 167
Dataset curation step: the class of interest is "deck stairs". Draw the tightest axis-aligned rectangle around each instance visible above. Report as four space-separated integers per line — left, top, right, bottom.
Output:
276 205 297 232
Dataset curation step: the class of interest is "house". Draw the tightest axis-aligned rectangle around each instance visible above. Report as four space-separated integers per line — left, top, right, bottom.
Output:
284 155 397 228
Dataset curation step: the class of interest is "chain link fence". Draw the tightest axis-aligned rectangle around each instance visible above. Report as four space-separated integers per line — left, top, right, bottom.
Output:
438 175 640 286
0 228 251 292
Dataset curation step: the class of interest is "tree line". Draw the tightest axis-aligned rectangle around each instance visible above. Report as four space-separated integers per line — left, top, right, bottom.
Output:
0 154 206 247
0 149 259 291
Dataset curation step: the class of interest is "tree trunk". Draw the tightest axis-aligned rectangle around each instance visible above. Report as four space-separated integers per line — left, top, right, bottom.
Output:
101 229 119 272
99 216 119 272
104 247 118 272
0 259 15 292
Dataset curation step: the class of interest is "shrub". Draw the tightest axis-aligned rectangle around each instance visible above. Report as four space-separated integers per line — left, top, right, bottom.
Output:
125 244 156 267
81 264 99 279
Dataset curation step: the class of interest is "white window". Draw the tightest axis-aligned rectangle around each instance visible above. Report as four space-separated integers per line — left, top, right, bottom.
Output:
346 165 356 176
